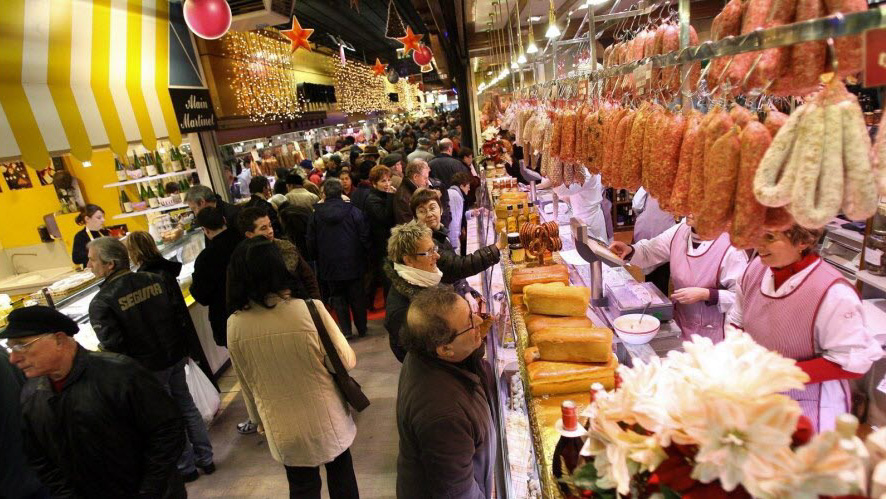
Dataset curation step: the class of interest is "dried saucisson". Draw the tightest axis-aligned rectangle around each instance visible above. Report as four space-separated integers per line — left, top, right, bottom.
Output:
871 112 886 197
840 98 879 220
731 122 773 249
787 0 827 94
689 111 716 215
656 113 686 209
698 126 742 239
642 108 664 192
754 104 809 207
823 0 866 76
764 107 789 137
730 106 756 129
550 111 563 158
671 114 701 216
560 111 577 163
625 104 651 190
786 104 828 228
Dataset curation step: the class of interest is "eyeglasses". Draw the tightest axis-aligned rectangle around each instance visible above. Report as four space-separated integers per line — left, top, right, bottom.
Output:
413 244 439 257
451 296 491 339
4 334 51 354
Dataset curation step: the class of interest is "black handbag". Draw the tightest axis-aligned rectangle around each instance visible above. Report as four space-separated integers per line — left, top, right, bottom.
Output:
305 300 371 412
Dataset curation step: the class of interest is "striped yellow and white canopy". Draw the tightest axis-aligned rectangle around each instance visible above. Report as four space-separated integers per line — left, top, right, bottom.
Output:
0 0 182 168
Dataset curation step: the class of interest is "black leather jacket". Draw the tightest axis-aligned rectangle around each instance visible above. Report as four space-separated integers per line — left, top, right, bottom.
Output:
89 269 190 371
432 228 500 285
21 347 185 498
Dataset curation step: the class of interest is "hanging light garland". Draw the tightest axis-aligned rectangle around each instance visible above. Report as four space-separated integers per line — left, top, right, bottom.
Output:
331 56 388 115
225 29 305 123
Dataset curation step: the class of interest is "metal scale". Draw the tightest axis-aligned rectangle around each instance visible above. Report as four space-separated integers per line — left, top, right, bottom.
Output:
820 221 865 281
569 217 675 324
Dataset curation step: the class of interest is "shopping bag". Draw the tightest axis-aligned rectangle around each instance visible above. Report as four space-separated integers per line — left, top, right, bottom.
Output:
185 358 220 424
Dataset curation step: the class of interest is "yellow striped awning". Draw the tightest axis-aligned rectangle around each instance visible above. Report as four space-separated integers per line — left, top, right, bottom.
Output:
0 0 182 168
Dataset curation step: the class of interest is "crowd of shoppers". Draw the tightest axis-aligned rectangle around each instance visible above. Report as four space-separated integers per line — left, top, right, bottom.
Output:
1 110 502 499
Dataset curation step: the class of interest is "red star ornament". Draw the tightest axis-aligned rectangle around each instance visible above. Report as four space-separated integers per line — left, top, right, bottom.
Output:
372 58 387 77
281 17 314 53
396 26 423 55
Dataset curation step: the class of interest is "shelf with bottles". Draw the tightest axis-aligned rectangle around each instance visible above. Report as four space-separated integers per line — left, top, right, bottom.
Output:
107 141 195 187
103 168 196 188
116 176 192 217
112 203 188 220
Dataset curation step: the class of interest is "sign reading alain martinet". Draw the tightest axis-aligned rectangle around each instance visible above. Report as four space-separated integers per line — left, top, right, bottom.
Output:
169 88 218 133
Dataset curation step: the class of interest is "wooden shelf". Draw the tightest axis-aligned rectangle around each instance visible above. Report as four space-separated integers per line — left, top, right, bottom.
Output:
103 169 196 188
112 203 188 220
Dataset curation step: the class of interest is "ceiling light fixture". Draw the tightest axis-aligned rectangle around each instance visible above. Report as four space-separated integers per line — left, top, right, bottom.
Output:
517 52 527 64
545 0 560 39
528 16 542 22
526 22 538 53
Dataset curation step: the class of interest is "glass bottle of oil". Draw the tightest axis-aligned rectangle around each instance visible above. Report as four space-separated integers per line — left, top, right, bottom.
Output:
506 205 517 233
528 201 539 225
516 203 527 229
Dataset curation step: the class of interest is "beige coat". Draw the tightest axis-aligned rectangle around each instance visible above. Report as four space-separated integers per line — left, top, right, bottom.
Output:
227 298 357 466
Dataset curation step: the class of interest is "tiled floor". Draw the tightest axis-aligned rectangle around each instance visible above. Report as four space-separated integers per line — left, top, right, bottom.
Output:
186 319 400 498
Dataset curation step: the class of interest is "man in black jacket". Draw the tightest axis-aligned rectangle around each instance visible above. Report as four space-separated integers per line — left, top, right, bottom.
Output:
184 184 243 235
396 286 495 498
307 178 371 337
3 306 186 498
0 349 46 498
243 175 282 235
428 138 470 188
393 159 428 224
86 237 214 483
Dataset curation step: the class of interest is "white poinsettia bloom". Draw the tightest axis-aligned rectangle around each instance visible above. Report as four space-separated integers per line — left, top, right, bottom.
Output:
686 395 800 492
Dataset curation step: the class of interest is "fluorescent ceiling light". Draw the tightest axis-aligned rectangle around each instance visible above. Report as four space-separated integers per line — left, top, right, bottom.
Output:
527 16 542 22
545 23 561 39
526 41 538 53
517 53 527 64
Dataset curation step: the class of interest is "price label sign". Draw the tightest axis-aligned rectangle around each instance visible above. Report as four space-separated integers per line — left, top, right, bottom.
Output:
633 62 652 94
864 28 886 88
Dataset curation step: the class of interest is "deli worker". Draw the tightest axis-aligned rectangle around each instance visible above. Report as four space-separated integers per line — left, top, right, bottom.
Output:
725 224 884 433
538 166 609 244
609 215 748 343
71 204 110 267
631 188 677 295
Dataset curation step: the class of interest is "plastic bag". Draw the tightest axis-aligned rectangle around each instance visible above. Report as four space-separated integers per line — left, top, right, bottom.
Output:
185 358 220 425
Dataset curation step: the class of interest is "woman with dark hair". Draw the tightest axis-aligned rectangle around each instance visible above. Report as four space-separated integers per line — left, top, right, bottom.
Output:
278 204 312 259
72 204 109 266
226 238 360 498
726 224 884 433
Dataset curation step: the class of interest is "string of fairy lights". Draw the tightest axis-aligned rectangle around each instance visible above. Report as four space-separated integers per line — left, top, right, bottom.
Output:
224 29 306 123
224 28 425 120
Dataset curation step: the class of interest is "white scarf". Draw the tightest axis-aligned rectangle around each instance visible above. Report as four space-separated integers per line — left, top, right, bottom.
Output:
394 263 443 288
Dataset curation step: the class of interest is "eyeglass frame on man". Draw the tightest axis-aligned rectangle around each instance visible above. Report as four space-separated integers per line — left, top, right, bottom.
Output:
450 296 490 340
4 333 52 354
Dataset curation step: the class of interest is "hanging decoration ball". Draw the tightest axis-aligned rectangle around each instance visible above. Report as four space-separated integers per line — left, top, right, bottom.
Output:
281 16 314 53
183 0 232 40
387 68 400 84
412 44 433 66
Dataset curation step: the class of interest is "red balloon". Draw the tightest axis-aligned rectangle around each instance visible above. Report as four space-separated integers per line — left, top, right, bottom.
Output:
183 0 232 40
412 44 433 66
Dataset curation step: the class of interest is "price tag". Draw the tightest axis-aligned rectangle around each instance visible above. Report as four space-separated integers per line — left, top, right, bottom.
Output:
633 62 652 94
864 28 886 88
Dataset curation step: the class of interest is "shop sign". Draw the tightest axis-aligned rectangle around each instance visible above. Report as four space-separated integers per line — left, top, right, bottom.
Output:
864 28 886 87
168 88 218 132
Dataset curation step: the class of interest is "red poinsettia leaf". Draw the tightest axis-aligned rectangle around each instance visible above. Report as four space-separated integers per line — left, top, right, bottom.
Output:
792 415 814 447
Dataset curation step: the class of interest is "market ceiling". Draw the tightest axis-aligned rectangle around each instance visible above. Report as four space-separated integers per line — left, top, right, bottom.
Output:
467 0 727 70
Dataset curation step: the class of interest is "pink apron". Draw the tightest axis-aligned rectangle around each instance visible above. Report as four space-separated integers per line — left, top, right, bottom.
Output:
668 224 731 343
741 257 852 433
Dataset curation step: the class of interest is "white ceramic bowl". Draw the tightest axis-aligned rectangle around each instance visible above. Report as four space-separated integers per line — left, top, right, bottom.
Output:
613 313 661 345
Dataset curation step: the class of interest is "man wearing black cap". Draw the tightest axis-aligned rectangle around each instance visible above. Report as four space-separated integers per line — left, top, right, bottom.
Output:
381 153 404 190
285 172 319 212
86 236 215 482
2 305 186 498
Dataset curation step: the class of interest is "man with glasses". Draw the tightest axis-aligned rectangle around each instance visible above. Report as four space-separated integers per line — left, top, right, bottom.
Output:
1 305 186 498
396 285 495 498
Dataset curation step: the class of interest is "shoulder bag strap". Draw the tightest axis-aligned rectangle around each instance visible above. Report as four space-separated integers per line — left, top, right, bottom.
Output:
305 299 348 376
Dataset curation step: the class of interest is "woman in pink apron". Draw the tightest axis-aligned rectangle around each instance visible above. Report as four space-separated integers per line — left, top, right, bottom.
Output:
726 225 883 433
609 215 748 343
632 188 678 295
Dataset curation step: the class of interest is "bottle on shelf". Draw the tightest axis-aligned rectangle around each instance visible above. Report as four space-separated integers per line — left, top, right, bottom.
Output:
120 189 133 213
114 157 127 182
132 150 146 177
154 150 165 175
552 400 587 496
506 205 517 233
138 184 147 202
145 152 158 176
528 201 539 225
179 179 189 193
156 181 165 198
170 146 183 172
146 184 159 208
516 203 527 227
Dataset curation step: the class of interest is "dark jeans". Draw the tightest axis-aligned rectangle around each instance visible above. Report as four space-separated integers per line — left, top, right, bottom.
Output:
328 279 368 336
153 358 214 474
284 449 359 499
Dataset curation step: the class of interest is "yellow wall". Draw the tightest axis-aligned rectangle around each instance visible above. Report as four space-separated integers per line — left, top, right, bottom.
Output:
0 150 148 253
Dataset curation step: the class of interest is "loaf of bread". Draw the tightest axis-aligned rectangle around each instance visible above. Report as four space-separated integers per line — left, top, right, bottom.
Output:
528 357 618 396
523 282 591 317
524 346 540 365
510 264 569 293
531 327 612 363
525 314 594 334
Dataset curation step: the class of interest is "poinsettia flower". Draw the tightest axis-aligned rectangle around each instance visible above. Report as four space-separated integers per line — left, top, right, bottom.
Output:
686 395 800 492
